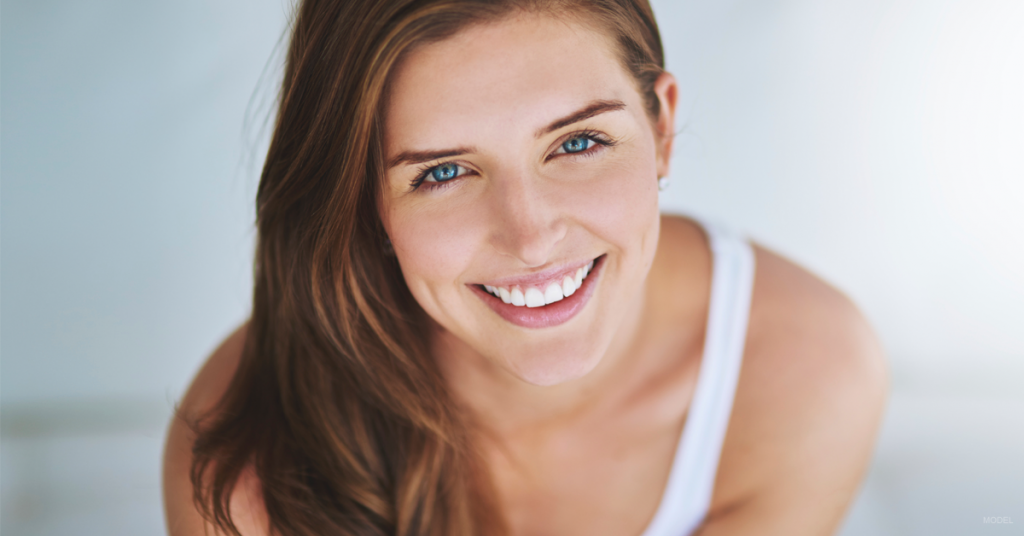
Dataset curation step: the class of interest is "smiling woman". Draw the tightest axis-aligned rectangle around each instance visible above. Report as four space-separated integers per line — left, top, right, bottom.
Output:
382 16 666 386
162 1 888 536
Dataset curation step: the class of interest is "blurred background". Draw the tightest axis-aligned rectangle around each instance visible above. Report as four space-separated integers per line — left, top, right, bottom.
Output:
1 0 1021 534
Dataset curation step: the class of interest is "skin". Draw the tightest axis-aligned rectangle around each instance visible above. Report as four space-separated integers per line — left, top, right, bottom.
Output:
382 14 664 406
164 13 888 536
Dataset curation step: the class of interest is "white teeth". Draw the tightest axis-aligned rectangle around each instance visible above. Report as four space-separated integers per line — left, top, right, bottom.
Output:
524 288 545 307
544 283 564 304
487 259 596 308
562 275 576 297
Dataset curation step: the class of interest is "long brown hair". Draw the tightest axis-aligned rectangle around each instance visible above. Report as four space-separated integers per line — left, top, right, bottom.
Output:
188 1 665 534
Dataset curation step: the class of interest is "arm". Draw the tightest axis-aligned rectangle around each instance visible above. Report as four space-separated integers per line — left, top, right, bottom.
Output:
162 324 271 536
695 248 889 535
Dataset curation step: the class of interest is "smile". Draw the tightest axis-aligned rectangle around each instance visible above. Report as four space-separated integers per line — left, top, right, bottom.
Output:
470 256 604 328
482 259 594 307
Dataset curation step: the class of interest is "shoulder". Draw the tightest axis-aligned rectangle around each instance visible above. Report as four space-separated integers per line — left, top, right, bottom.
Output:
744 245 887 408
703 244 889 534
162 322 271 536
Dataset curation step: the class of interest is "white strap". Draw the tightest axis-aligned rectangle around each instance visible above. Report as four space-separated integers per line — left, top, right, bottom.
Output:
640 219 755 536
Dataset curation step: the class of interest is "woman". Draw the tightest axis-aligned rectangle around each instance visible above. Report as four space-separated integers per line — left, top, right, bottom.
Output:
163 0 888 534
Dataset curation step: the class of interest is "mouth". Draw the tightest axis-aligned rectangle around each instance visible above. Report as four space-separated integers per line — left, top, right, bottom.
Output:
469 255 605 329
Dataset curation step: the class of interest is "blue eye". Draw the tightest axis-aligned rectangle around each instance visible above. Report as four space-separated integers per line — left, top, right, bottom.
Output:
561 137 594 154
430 163 461 182
410 161 471 191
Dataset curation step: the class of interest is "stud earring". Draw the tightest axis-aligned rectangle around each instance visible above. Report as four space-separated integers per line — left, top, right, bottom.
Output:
658 176 670 191
383 236 394 255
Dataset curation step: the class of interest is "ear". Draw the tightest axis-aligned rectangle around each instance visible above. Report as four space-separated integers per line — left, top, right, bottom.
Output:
652 72 678 179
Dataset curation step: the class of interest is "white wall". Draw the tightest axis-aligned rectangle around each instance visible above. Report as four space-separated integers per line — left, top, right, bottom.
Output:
654 0 1024 395
2 1 284 534
2 0 1022 534
1 0 281 405
651 2 1024 532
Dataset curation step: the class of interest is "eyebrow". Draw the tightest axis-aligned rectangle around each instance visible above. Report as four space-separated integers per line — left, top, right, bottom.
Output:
387 99 627 169
388 147 476 169
535 99 627 137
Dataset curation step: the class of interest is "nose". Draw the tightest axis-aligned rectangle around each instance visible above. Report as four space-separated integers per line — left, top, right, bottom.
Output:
487 171 568 267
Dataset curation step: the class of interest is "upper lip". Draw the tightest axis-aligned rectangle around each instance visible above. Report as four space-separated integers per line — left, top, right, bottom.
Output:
473 257 597 288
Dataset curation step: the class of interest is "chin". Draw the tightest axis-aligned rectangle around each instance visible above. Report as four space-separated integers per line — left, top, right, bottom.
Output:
505 345 604 386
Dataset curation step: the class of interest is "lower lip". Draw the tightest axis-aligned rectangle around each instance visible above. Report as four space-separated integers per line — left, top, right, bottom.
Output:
469 256 604 329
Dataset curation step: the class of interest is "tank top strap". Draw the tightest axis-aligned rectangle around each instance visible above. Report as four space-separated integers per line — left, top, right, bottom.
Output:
640 217 756 536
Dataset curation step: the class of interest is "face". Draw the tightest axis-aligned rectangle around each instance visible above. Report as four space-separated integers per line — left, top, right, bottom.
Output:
381 13 676 386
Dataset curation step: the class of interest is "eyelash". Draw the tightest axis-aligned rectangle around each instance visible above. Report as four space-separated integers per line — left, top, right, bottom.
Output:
409 130 618 191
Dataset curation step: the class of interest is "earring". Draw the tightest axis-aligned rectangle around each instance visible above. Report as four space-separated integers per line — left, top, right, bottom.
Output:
658 176 670 191
383 236 394 255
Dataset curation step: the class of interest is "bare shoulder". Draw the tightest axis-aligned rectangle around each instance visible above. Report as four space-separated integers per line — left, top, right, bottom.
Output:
702 245 889 535
162 322 270 536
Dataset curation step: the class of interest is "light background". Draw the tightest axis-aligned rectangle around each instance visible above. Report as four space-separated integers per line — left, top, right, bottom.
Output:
2 0 1022 534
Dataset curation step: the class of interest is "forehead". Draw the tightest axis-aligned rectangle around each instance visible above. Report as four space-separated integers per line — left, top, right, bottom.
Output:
384 14 637 149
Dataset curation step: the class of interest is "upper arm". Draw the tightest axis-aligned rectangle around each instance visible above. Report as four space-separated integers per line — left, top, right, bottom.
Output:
697 247 889 535
162 323 271 536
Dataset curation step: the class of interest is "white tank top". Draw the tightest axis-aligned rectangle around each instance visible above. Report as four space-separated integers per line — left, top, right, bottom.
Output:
639 219 756 536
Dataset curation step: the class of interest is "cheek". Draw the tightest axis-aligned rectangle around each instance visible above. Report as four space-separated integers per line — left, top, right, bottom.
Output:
563 150 660 255
385 197 487 307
